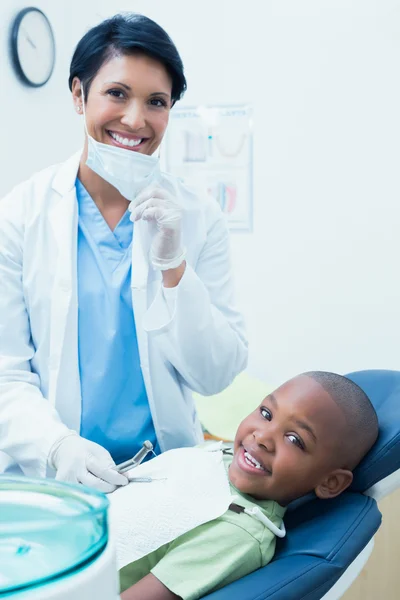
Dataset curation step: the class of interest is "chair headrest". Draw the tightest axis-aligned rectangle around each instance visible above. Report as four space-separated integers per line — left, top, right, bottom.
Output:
346 370 400 492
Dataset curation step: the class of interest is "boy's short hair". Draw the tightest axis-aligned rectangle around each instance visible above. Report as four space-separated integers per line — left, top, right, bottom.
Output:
305 371 379 469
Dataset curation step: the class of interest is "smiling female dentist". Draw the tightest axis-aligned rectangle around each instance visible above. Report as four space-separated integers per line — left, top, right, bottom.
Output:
0 14 247 492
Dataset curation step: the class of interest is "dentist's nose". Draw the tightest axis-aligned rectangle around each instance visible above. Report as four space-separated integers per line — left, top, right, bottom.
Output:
121 101 146 130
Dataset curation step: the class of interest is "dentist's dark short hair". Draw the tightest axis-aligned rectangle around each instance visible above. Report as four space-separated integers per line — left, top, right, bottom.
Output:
68 13 187 105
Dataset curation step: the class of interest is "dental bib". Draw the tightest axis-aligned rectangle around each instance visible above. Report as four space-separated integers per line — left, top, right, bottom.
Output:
108 447 232 569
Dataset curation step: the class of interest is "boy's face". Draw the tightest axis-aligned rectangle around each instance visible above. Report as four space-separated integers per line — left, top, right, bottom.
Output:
229 375 353 505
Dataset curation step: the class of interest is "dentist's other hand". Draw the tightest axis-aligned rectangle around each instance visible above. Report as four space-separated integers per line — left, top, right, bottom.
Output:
48 433 128 493
129 187 186 271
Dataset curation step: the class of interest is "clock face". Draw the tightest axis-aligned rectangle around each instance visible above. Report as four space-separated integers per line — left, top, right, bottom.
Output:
11 8 56 87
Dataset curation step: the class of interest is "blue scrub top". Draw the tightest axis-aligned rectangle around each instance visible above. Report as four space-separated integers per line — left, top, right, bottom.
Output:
76 179 157 464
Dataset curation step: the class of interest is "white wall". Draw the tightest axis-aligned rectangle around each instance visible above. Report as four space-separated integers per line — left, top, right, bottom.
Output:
131 0 400 385
1 0 399 386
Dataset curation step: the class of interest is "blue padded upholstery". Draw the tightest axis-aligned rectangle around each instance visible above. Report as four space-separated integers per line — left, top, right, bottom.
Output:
201 369 400 600
346 370 400 492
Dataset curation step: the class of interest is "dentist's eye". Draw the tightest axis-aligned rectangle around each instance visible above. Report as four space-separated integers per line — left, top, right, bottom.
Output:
260 407 272 421
287 434 305 450
107 89 125 99
149 97 168 108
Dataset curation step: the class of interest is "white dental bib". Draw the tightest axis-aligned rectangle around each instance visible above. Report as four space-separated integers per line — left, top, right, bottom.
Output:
108 447 232 569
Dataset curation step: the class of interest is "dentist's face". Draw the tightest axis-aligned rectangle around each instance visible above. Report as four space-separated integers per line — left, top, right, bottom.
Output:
73 53 172 156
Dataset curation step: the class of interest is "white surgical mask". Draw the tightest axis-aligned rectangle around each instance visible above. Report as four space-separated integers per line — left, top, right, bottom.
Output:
81 90 161 201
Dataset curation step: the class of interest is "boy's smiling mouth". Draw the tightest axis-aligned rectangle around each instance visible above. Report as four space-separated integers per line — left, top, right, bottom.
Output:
237 445 272 476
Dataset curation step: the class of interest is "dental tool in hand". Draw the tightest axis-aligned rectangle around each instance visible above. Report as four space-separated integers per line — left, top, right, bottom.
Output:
116 441 154 474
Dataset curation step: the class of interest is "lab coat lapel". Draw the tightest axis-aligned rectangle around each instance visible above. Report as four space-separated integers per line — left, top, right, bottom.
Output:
130 219 157 418
131 219 151 290
47 154 80 429
48 187 78 364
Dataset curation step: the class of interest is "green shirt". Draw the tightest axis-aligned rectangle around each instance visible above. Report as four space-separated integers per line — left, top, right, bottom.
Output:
119 450 286 600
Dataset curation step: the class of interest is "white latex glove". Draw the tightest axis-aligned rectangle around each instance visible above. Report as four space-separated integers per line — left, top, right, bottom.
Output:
48 433 128 493
129 186 186 270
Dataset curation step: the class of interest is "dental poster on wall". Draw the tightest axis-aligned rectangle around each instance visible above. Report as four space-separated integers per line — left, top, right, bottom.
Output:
165 105 253 231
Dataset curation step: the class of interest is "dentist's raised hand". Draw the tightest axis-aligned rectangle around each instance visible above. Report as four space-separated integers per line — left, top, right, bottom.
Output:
129 187 186 274
48 433 129 493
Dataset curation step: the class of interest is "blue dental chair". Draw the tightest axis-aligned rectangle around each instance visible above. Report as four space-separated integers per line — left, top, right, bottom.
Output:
202 370 400 600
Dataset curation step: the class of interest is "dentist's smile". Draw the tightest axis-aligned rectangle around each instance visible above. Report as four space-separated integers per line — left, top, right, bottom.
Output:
107 130 149 150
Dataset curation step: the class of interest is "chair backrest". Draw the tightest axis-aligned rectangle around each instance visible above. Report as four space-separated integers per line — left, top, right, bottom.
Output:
202 369 400 600
346 370 400 494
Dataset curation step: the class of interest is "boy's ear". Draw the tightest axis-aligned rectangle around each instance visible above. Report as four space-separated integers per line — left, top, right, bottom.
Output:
315 469 353 500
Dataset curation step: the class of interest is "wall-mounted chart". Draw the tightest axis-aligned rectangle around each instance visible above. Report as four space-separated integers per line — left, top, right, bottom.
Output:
165 105 253 231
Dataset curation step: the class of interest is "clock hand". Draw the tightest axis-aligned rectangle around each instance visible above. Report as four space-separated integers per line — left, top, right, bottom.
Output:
22 28 37 49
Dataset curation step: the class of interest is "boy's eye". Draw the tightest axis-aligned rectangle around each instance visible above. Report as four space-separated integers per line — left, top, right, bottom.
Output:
260 406 272 421
287 434 305 450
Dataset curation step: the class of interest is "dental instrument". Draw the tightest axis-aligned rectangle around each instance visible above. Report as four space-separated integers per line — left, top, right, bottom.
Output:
116 441 154 474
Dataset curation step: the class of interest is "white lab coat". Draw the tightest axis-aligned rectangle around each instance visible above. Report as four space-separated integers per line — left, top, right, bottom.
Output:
0 152 247 478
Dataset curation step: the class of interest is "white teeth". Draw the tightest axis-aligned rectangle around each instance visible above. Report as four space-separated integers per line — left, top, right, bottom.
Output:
244 450 264 470
109 132 142 147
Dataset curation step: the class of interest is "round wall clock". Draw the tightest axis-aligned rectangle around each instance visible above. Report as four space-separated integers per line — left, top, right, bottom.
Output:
10 7 56 87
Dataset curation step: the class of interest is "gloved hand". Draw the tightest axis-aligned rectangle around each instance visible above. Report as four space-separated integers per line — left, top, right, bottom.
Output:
129 186 186 270
48 433 128 493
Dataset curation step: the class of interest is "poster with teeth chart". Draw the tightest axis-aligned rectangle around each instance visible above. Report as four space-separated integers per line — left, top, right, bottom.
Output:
164 105 253 231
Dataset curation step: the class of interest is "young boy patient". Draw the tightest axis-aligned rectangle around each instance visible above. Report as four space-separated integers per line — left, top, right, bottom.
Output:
120 371 379 600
